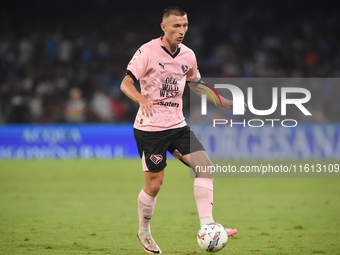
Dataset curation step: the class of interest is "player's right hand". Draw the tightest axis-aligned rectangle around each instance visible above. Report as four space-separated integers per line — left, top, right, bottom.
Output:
139 97 156 117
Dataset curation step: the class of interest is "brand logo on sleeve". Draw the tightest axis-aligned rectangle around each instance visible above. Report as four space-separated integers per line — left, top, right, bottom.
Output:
129 55 137 65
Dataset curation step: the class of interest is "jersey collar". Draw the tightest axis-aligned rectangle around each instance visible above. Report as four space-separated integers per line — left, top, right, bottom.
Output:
159 37 181 59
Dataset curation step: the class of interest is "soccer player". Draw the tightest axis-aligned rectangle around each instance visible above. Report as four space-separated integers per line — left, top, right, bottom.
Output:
120 6 240 254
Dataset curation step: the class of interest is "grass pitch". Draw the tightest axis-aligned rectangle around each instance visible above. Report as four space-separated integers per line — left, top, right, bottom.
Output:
0 159 339 254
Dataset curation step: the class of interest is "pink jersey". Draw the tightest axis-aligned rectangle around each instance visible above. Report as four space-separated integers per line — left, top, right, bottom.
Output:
127 37 201 131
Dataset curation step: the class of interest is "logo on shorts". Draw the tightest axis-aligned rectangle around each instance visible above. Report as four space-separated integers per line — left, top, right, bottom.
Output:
149 154 163 164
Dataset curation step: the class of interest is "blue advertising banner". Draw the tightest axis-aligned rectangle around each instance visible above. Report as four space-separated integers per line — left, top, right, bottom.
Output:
0 124 138 159
191 124 340 160
0 124 339 159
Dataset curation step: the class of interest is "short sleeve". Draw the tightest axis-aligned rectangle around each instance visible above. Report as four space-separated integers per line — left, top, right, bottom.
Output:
186 51 201 82
126 47 148 82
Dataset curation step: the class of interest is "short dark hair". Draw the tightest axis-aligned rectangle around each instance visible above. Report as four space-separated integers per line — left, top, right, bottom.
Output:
163 6 187 19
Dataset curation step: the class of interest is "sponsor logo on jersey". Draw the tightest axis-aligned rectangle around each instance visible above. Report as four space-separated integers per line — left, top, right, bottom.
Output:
158 101 179 107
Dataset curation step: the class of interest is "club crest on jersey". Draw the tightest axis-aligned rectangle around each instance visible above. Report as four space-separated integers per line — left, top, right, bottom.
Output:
181 64 188 73
149 154 163 164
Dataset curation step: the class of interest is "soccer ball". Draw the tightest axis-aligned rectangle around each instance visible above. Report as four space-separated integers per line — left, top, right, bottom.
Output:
197 222 228 252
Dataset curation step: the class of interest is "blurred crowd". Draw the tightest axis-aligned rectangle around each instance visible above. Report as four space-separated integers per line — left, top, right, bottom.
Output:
1 1 339 124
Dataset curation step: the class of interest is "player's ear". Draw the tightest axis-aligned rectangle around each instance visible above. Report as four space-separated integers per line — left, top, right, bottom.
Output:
160 22 166 33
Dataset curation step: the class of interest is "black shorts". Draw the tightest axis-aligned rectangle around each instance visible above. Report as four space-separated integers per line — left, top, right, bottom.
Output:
134 125 205 171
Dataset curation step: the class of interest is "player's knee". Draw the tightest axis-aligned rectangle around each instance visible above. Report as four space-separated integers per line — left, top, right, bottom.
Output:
144 170 164 196
150 178 163 193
